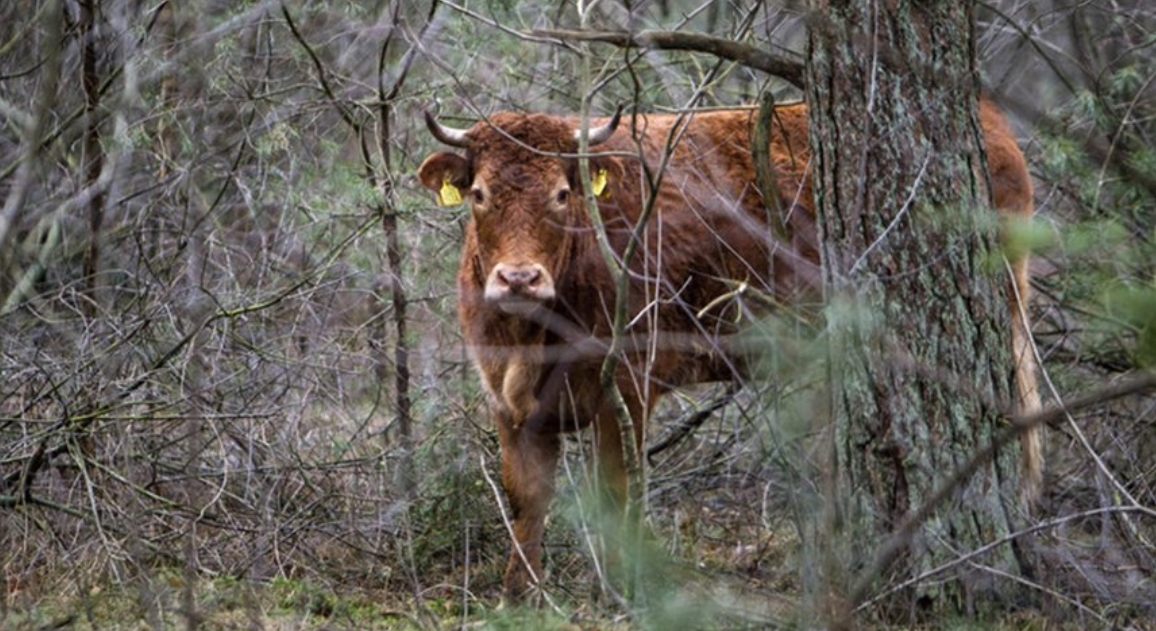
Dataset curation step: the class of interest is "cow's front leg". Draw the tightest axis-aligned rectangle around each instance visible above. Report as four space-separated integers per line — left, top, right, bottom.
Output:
592 389 646 516
590 390 649 594
496 411 561 602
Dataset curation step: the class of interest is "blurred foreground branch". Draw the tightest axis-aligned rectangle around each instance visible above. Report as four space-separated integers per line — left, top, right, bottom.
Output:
842 369 1156 624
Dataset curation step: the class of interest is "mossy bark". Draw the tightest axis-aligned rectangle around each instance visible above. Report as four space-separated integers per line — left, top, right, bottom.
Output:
804 0 1032 622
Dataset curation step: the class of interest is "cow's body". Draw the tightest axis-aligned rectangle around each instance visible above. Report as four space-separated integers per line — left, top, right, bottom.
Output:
418 100 1039 600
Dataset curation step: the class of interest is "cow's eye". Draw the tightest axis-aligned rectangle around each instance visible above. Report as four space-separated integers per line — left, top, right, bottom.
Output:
555 188 570 206
470 188 485 205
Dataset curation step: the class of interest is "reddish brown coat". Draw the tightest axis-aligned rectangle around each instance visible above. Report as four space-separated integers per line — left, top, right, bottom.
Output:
418 100 1038 600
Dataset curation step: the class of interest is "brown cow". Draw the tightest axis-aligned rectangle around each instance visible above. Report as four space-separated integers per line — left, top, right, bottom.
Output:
417 99 1040 600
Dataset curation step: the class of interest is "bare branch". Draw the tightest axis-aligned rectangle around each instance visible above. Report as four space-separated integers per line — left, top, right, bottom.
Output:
531 28 805 88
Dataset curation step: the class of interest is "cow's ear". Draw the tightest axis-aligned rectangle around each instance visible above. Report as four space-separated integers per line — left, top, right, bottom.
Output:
588 156 625 200
418 152 470 206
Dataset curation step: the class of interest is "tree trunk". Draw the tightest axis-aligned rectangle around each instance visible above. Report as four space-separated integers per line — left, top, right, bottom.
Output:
805 0 1032 623
79 0 105 313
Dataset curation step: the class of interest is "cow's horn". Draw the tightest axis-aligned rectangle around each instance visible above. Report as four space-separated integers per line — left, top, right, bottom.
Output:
424 110 472 149
580 105 622 146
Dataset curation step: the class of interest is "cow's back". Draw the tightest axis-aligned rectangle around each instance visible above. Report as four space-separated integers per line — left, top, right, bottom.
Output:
565 106 818 351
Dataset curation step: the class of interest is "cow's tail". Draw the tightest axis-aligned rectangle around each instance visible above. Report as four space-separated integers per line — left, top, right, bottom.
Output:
1010 248 1043 503
985 95 1044 504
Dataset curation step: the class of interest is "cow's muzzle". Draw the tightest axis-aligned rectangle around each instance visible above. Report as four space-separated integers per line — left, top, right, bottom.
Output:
485 263 555 307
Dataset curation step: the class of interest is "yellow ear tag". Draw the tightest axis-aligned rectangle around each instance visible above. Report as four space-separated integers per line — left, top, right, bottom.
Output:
437 177 463 206
591 168 609 198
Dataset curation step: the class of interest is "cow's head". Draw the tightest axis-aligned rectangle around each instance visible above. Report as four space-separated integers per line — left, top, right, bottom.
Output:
418 108 622 311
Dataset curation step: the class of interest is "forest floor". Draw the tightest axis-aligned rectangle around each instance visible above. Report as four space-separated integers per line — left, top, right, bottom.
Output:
2 543 1124 631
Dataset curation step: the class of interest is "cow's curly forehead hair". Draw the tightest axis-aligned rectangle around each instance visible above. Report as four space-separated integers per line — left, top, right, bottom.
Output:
468 112 577 157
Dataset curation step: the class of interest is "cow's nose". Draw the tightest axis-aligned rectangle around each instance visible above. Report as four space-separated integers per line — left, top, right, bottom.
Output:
486 263 555 304
498 266 541 292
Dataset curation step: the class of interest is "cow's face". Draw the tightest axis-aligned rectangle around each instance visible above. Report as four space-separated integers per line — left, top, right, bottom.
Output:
418 110 621 311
